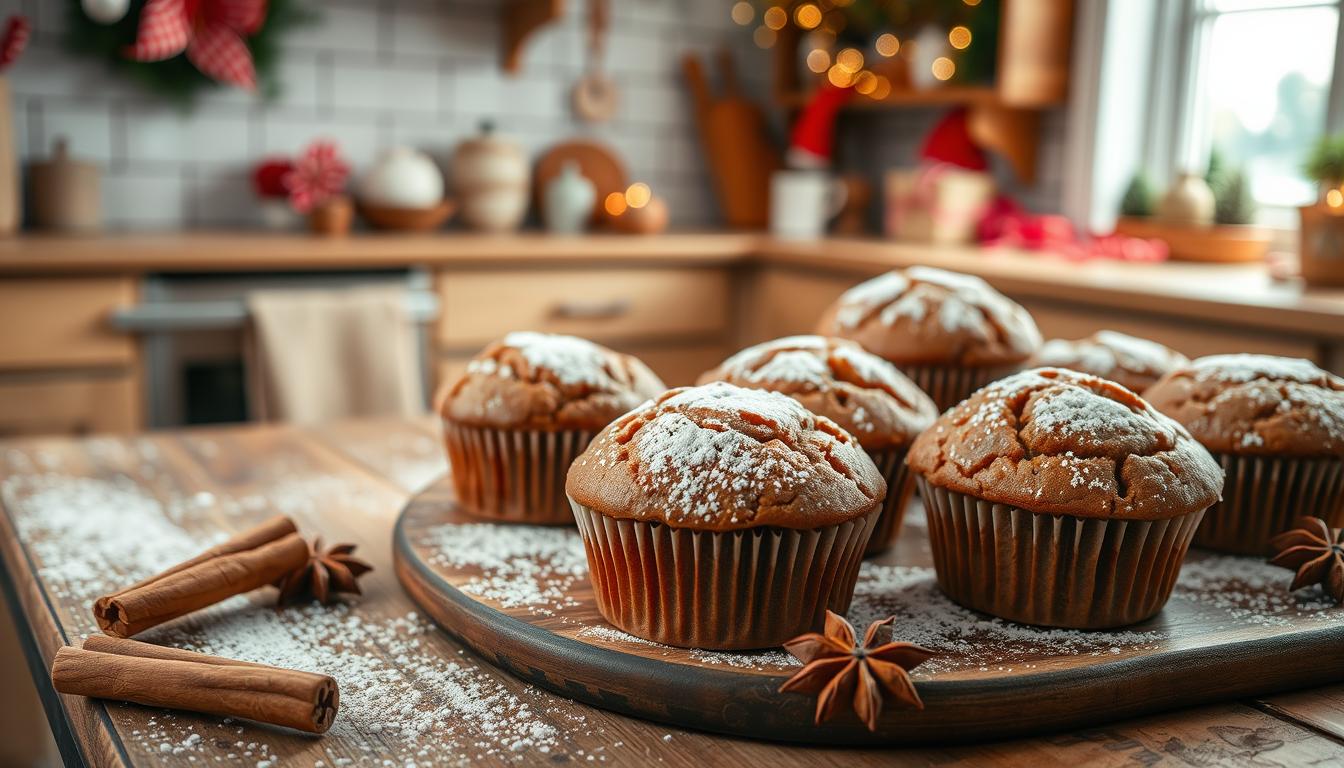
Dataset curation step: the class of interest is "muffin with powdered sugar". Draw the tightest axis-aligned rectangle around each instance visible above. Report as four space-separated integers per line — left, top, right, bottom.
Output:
1145 353 1344 554
566 382 885 649
908 367 1222 629
698 335 937 555
437 331 664 524
816 267 1041 410
1032 330 1188 394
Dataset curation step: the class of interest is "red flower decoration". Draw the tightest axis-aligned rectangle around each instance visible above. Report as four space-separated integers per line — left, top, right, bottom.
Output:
284 141 350 214
1 16 30 71
252 158 294 199
126 0 268 90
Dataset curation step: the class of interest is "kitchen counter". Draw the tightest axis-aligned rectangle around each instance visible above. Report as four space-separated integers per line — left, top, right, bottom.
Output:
2 232 1342 340
4 419 1344 767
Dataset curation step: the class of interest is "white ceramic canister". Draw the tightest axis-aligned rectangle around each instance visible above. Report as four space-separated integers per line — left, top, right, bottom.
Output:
452 122 530 232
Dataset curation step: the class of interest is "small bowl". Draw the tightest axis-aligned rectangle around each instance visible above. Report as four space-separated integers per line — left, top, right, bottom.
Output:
358 199 456 232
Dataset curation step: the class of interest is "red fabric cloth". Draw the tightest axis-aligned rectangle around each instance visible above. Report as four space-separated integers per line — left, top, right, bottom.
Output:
919 109 987 171
788 83 852 166
978 196 1168 262
126 0 267 90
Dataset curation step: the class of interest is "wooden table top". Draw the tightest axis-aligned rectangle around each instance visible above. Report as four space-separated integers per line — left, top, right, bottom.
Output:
3 419 1344 767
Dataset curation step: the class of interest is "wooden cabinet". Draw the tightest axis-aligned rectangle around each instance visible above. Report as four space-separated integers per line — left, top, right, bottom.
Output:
432 265 736 392
0 277 140 436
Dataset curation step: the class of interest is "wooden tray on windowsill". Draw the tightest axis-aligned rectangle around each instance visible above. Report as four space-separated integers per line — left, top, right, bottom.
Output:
393 475 1344 746
1114 216 1272 263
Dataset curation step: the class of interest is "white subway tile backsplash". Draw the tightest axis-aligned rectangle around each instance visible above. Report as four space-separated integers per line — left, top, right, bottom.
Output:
332 61 440 115
101 168 186 229
260 114 382 169
124 107 255 165
289 4 382 56
33 101 114 163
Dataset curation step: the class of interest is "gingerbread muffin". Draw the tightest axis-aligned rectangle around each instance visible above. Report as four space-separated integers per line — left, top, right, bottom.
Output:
1145 354 1344 554
437 332 665 524
908 368 1222 629
566 382 885 649
697 335 937 555
816 267 1042 411
1033 330 1189 393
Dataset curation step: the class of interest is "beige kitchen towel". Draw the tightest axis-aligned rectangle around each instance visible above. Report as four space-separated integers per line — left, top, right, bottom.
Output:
246 287 426 424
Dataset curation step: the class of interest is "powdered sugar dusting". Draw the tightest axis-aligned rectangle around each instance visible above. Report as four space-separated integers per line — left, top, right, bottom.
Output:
833 271 909 329
421 523 587 616
502 331 619 388
1191 354 1328 385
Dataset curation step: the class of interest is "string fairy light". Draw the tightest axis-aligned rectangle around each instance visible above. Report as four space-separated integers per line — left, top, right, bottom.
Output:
931 56 955 81
948 25 972 49
875 33 900 57
730 1 753 26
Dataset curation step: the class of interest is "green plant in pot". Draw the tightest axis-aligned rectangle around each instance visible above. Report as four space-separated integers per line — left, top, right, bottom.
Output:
1300 134 1344 286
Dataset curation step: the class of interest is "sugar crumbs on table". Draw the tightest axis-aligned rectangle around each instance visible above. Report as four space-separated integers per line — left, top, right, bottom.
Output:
421 523 587 615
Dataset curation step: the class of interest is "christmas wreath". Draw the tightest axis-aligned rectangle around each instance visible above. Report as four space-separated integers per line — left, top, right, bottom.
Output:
65 0 314 104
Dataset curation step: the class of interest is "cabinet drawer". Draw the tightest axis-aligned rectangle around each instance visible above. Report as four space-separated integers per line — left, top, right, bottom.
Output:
0 277 136 370
435 268 730 349
0 372 140 437
435 342 730 397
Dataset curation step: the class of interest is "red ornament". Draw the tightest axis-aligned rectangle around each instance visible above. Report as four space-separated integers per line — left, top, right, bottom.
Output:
126 0 268 90
284 141 350 214
252 158 294 199
0 16 30 71
920 109 988 171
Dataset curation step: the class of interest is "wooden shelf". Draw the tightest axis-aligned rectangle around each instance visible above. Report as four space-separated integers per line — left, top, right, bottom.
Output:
777 85 999 110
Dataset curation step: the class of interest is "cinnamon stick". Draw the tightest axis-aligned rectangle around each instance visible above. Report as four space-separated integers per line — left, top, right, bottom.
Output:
52 636 338 734
94 516 309 638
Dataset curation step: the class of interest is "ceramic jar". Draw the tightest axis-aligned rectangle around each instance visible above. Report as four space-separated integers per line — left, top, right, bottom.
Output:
452 123 530 232
1158 172 1215 227
29 138 101 233
360 147 444 209
543 162 596 234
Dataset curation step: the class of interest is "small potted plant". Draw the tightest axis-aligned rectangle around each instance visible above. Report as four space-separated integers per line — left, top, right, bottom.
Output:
1113 152 1270 263
1301 134 1344 286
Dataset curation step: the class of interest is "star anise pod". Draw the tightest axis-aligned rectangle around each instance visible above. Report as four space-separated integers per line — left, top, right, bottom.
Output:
1270 517 1344 603
275 538 373 605
778 611 935 732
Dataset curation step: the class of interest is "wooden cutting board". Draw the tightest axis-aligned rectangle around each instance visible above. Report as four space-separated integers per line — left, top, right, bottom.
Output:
394 475 1344 746
683 50 779 230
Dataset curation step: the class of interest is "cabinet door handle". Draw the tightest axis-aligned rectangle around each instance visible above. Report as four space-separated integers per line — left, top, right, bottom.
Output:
550 299 631 321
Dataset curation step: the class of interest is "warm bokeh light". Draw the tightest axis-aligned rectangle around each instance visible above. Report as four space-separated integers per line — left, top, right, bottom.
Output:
854 70 877 95
949 26 972 49
827 63 854 88
806 48 831 74
763 6 788 31
836 47 864 73
932 56 956 81
753 26 777 48
875 33 900 57
625 183 652 210
1328 188 1344 208
833 0 854 6
870 75 892 100
604 192 628 217
730 1 753 26
794 3 822 30
964 0 981 5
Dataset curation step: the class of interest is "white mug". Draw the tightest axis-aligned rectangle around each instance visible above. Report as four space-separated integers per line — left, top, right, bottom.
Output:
769 170 849 239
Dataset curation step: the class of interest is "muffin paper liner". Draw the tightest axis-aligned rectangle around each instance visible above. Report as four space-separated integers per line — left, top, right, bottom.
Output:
442 421 593 525
864 447 915 557
570 501 879 650
1194 453 1344 555
897 363 1020 412
918 479 1205 629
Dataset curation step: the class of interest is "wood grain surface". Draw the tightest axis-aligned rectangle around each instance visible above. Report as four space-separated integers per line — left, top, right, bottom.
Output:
1 419 1343 766
394 478 1344 745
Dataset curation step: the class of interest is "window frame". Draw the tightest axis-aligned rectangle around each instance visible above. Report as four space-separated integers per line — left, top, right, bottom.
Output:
1149 0 1344 223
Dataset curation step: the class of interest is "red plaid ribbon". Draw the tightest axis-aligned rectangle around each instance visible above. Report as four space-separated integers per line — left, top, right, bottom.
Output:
126 0 266 90
0 15 31 71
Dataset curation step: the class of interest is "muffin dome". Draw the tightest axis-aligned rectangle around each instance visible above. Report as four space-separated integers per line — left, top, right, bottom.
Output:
1033 330 1188 393
908 368 1222 520
566 382 885 531
816 267 1041 366
696 335 937 450
438 332 665 431
1144 354 1344 458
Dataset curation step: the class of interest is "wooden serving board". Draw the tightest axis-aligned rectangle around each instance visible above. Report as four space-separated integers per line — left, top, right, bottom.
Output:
394 476 1344 746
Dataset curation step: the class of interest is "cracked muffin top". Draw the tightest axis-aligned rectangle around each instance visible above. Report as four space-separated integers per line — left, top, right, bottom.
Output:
1144 354 1344 458
907 368 1222 520
565 382 885 531
1032 330 1189 394
816 267 1042 366
437 332 665 431
696 335 937 451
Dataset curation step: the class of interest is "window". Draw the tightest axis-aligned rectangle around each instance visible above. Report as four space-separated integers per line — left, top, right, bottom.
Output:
1160 0 1342 225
